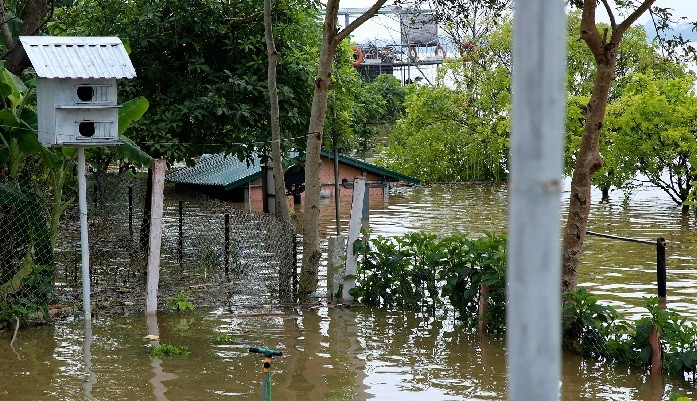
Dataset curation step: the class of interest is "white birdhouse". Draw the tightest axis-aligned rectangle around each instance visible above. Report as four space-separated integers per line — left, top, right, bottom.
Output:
19 36 136 147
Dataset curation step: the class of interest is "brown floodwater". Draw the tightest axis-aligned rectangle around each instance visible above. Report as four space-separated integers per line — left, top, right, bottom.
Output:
1 182 696 400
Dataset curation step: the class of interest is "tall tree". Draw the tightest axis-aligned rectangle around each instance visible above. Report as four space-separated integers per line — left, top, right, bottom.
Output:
563 11 687 202
562 0 658 295
426 0 511 59
299 0 388 301
607 72 697 211
264 0 290 220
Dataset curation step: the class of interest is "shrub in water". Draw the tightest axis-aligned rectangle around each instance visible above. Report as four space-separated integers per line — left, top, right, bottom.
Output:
149 343 190 357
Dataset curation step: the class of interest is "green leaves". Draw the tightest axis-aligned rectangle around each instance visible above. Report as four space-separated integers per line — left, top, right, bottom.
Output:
603 72 697 207
668 393 692 401
118 96 149 136
378 19 512 183
113 135 152 167
53 0 321 162
111 96 153 167
350 230 507 334
148 343 190 357
562 291 697 375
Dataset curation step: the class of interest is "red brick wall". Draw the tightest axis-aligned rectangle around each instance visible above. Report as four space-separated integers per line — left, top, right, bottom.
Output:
247 156 387 202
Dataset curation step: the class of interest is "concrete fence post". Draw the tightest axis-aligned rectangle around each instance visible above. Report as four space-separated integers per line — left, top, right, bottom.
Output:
507 0 566 399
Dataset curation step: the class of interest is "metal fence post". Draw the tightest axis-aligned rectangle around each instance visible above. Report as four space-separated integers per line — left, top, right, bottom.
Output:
224 213 230 279
508 0 566 400
128 185 133 236
292 233 298 302
178 200 184 263
77 146 92 320
650 237 667 374
656 238 666 309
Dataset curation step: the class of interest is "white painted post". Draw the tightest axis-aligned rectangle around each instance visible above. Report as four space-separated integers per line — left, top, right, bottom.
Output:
508 0 566 400
82 318 97 400
146 158 167 316
328 235 346 302
342 178 365 304
77 146 91 321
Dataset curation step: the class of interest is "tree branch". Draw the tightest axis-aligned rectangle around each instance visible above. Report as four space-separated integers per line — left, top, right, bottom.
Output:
334 0 389 45
0 0 15 49
600 0 616 31
226 10 263 24
580 0 604 62
614 0 658 39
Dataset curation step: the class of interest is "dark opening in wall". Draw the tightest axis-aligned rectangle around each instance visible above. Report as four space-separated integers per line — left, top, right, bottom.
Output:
77 86 94 102
79 121 95 137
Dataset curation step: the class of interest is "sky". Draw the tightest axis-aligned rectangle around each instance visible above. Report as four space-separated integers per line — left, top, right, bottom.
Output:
337 0 697 44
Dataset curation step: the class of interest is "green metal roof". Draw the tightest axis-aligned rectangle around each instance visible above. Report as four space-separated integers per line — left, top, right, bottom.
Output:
166 153 262 190
166 151 419 190
319 150 420 184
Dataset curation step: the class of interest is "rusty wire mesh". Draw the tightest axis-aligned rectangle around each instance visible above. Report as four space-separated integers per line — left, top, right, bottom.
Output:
1 171 297 329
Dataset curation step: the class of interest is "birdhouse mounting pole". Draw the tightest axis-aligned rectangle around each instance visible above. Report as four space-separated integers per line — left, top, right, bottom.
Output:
77 146 92 320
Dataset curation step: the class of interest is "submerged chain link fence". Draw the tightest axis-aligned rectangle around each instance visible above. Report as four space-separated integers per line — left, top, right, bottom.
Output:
1 171 297 329
0 182 55 328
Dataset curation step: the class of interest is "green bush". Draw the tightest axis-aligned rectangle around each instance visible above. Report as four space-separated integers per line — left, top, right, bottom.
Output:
349 231 441 311
562 289 697 375
350 230 697 377
169 292 195 312
148 343 190 357
440 233 507 334
349 231 507 334
669 392 692 401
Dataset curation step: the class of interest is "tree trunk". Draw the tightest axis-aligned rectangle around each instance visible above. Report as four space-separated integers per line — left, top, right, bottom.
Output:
299 29 336 302
3 0 52 76
562 63 613 294
562 0 656 296
264 0 289 222
600 186 610 203
297 0 388 302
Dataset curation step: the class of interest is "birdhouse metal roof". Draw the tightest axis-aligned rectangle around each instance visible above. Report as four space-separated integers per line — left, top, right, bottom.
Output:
19 36 136 79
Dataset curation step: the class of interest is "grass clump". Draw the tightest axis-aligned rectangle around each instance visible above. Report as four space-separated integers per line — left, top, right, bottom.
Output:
149 343 190 357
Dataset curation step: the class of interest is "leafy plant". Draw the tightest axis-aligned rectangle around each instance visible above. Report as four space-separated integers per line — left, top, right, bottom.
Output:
349 230 507 334
645 298 697 375
350 230 697 377
668 393 692 401
213 334 238 344
148 343 190 357
440 233 507 334
562 290 697 375
227 239 250 277
169 292 194 312
349 230 442 312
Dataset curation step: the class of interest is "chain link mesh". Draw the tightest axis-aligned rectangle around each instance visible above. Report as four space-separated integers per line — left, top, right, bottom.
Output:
1 171 296 328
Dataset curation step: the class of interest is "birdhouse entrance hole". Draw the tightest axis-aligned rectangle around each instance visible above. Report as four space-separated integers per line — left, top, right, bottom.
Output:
79 121 95 137
77 85 94 102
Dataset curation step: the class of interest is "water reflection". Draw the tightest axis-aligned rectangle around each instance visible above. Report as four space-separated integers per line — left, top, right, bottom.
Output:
83 319 97 400
0 306 696 400
146 314 177 401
